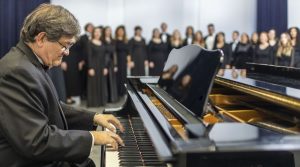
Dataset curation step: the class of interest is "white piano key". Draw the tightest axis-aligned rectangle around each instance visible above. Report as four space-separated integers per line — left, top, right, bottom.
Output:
105 150 119 167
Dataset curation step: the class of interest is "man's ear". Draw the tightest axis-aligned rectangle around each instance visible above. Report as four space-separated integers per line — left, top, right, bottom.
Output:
35 32 47 48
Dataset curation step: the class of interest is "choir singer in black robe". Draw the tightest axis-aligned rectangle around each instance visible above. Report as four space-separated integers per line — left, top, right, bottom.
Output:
148 28 168 76
115 25 130 96
103 26 118 102
87 27 109 107
129 26 148 76
232 33 253 69
254 32 273 65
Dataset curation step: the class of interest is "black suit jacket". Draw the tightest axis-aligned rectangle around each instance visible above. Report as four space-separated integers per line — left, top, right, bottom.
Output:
0 41 96 167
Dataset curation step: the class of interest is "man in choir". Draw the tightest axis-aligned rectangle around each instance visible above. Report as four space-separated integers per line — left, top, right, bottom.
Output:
78 23 94 101
204 23 216 50
0 4 124 167
230 30 240 55
160 22 171 44
160 22 171 61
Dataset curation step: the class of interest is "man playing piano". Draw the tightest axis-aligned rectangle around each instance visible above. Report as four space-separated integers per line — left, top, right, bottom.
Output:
0 4 124 167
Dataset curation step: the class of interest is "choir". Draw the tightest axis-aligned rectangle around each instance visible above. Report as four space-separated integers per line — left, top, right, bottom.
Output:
59 22 300 107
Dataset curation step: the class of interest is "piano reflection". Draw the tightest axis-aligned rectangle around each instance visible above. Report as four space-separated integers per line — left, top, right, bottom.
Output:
101 45 300 167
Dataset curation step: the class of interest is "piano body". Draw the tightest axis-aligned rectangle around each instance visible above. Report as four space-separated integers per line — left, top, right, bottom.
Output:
101 45 300 167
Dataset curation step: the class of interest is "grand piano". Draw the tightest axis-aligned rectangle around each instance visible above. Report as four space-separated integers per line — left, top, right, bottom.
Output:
101 45 300 167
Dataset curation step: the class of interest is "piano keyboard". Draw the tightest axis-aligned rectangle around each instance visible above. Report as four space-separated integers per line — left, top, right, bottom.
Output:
104 115 167 167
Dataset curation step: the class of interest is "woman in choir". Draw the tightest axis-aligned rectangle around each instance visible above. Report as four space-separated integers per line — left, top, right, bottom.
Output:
128 26 148 76
232 33 253 69
102 26 118 102
289 27 300 50
254 32 273 64
251 32 259 50
61 41 81 104
288 27 300 67
148 28 168 76
213 32 232 69
268 29 278 49
275 32 294 67
169 29 183 51
115 25 129 97
192 31 206 48
87 27 108 107
183 26 194 46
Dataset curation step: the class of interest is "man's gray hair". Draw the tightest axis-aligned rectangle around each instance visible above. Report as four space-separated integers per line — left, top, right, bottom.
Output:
20 4 80 42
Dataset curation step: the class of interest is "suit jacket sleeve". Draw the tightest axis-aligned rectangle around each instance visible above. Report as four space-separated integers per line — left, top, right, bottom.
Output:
0 67 92 163
60 102 97 130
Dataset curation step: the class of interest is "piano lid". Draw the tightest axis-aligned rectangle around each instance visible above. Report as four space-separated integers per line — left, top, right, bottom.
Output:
158 45 223 116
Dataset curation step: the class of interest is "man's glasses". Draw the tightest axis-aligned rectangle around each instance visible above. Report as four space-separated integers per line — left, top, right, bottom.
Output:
56 40 73 52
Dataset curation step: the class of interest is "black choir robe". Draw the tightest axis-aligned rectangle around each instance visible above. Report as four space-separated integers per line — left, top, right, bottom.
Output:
148 40 168 76
254 45 273 65
213 43 232 68
63 42 82 97
87 42 109 107
104 40 118 102
129 37 148 76
115 40 129 96
78 34 90 97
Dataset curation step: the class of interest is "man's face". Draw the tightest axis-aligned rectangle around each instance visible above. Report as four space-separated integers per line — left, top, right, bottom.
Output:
232 32 239 41
161 23 167 32
208 26 214 35
38 34 76 67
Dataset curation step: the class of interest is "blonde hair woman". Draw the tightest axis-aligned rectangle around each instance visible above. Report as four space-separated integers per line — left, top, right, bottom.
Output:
275 32 294 67
169 29 183 51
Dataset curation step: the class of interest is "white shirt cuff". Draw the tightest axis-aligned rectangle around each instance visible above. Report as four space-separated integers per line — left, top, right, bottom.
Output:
89 132 95 153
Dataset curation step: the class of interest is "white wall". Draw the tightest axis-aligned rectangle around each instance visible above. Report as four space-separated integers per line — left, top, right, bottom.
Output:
288 0 300 28
51 0 256 42
198 0 256 39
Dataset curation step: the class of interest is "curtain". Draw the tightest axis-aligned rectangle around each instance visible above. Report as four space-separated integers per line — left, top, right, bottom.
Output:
0 0 50 58
257 0 287 34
